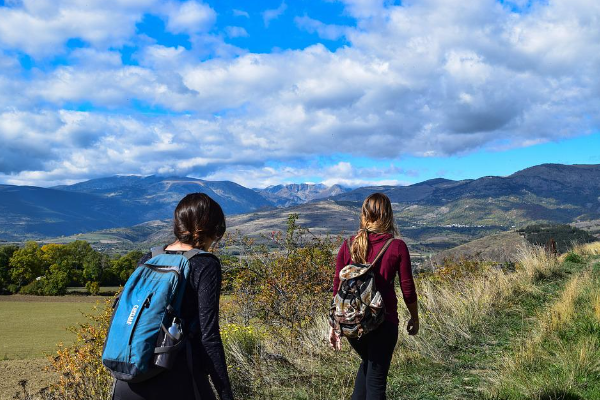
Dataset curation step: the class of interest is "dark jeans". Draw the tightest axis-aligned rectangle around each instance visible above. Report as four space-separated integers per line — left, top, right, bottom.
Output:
348 320 399 400
112 349 216 400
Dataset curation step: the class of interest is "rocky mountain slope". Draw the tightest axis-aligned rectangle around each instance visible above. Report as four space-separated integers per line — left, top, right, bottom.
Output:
255 183 349 207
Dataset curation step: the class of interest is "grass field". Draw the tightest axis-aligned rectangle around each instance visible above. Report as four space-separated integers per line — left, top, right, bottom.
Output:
0 295 103 399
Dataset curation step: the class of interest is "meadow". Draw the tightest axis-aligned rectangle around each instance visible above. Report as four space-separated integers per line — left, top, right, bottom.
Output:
0 296 101 399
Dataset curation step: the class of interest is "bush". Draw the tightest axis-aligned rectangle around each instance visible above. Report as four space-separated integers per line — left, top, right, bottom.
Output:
564 252 584 264
224 214 336 345
48 298 114 400
85 281 101 295
517 223 596 253
221 323 264 397
18 279 45 295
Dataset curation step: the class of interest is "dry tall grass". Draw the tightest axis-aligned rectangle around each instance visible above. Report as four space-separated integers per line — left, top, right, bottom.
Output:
395 243 562 361
545 272 587 332
572 241 600 256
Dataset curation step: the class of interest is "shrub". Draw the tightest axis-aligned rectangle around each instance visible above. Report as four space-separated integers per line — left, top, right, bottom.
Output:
221 323 264 397
224 214 336 345
85 281 101 295
19 279 46 295
564 252 584 264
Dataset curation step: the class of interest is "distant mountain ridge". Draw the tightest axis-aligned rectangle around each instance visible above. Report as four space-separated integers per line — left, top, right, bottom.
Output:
332 164 600 211
255 183 349 207
1 163 600 242
54 175 273 218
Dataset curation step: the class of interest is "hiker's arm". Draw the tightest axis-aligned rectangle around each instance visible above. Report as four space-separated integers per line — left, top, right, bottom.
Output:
398 240 417 305
398 240 419 335
194 258 234 400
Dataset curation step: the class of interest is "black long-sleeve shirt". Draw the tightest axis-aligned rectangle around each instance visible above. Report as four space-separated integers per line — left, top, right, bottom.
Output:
112 252 234 400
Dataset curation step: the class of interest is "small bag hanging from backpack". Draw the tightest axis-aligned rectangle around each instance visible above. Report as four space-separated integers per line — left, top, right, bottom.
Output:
102 246 205 384
328 237 394 339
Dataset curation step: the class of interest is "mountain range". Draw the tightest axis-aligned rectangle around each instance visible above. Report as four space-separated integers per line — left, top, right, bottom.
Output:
0 176 346 240
1 163 600 248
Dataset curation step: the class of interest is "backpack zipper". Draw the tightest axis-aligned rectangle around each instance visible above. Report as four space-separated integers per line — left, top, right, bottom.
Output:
128 293 153 346
143 264 180 277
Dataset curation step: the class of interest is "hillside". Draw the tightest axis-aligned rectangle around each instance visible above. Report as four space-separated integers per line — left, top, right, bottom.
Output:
51 200 506 256
54 175 273 218
3 163 600 242
50 201 363 252
430 231 528 264
0 185 139 240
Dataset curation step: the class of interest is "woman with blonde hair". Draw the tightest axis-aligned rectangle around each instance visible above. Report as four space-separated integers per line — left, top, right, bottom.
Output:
329 193 419 400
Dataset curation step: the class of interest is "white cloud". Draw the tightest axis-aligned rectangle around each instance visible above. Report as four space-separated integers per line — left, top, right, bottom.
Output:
0 0 157 56
295 15 348 40
203 161 410 188
226 26 249 38
262 2 287 27
338 0 385 19
1 0 600 187
232 9 249 18
163 1 216 35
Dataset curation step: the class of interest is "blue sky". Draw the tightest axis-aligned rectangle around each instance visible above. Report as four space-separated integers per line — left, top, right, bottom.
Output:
0 0 598 188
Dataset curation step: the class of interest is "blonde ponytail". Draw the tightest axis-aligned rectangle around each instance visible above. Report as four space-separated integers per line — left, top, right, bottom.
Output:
350 193 398 263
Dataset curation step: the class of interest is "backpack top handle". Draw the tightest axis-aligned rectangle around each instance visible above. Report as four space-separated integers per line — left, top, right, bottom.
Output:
347 237 395 267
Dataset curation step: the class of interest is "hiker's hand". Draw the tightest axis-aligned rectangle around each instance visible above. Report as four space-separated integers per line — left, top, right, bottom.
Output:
407 318 419 335
329 327 342 351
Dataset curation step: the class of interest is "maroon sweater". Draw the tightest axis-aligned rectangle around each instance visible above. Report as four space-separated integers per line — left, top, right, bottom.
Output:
333 232 417 325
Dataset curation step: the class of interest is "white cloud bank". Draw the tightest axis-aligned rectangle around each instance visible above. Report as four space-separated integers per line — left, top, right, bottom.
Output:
0 0 599 187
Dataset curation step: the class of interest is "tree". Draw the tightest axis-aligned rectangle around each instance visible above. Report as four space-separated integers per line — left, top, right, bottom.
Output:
65 241 98 285
9 241 46 289
0 245 19 293
110 250 144 284
82 250 104 288
42 262 71 295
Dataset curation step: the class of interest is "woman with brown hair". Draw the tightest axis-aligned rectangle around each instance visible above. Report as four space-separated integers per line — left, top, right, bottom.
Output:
112 193 234 400
329 193 419 400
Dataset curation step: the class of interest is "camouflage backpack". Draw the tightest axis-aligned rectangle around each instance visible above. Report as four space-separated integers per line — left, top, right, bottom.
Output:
328 238 394 338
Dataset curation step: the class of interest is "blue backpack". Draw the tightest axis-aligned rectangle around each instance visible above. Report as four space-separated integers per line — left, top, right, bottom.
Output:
102 246 206 385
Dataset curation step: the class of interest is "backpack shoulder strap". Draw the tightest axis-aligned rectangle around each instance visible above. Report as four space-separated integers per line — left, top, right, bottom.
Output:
368 238 395 267
183 248 206 260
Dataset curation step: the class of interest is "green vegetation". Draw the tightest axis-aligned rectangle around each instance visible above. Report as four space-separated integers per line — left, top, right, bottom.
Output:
0 241 143 295
517 223 597 253
490 260 600 399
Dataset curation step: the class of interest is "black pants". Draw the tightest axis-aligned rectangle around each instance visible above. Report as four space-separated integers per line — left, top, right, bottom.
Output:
112 349 215 400
348 320 399 400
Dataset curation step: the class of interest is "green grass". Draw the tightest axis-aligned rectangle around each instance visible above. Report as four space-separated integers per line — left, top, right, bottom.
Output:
489 257 600 400
0 300 98 360
381 261 586 400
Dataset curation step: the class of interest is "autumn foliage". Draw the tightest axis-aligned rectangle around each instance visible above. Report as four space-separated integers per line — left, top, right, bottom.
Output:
222 214 337 343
